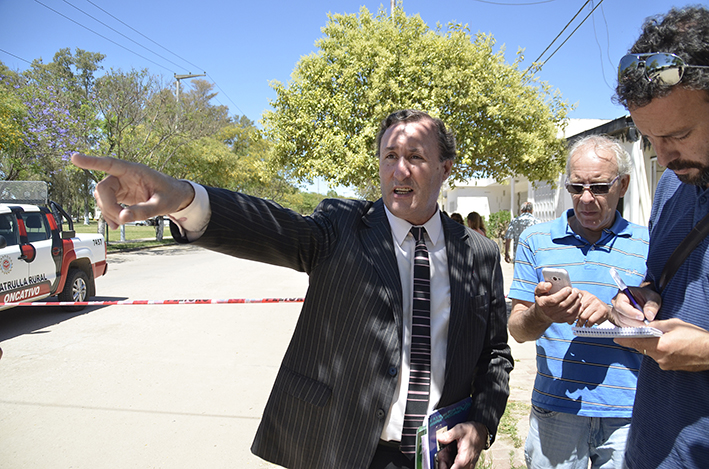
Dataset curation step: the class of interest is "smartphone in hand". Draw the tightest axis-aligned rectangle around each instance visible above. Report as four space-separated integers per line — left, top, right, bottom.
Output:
542 267 572 294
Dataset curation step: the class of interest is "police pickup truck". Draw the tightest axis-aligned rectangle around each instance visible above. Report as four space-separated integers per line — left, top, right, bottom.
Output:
0 181 107 311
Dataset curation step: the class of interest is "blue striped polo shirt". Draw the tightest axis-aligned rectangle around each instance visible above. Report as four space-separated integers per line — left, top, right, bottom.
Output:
508 209 649 418
625 171 709 468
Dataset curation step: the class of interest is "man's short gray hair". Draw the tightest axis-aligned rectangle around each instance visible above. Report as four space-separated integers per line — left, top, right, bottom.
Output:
521 202 533 213
566 135 632 177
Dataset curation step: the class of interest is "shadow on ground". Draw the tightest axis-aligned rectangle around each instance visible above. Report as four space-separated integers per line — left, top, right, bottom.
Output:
0 296 127 342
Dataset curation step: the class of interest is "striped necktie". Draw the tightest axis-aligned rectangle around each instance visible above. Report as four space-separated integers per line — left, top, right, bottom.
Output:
400 226 431 457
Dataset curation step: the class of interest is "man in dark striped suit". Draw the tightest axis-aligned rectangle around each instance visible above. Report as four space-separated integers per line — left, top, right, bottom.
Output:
71 109 513 469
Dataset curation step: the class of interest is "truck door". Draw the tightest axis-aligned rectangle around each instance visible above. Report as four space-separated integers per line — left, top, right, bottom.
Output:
22 212 54 300
0 213 29 309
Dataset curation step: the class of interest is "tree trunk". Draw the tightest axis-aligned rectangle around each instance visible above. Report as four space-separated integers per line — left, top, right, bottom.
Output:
98 216 108 244
155 215 164 241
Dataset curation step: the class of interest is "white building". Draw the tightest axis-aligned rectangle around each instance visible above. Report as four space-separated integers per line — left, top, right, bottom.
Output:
439 116 664 227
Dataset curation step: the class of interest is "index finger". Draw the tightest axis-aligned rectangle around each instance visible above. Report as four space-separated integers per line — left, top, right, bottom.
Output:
71 153 129 176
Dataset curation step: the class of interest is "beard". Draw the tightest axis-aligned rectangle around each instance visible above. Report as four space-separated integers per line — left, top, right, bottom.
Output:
666 160 709 187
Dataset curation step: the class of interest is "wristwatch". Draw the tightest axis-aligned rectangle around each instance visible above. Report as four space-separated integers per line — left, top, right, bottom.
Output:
483 425 494 450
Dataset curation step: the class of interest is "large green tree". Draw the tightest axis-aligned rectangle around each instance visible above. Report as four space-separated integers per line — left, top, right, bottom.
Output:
94 68 157 162
149 79 232 174
263 6 570 193
91 72 234 239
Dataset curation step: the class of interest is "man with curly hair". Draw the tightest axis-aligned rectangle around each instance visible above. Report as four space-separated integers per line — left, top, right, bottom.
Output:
612 6 709 468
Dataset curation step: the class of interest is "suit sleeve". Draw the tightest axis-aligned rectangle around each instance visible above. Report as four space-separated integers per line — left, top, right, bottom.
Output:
170 186 343 274
469 240 513 444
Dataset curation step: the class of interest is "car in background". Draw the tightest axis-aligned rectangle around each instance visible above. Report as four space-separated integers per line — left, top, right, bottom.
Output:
0 181 107 311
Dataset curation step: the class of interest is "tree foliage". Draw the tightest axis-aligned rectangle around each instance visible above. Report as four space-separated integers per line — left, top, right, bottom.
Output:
1 45 335 224
263 6 570 192
487 209 512 240
0 49 106 215
0 66 25 163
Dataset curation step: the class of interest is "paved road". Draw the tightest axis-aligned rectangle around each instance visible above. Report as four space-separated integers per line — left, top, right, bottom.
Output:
0 244 534 469
0 244 306 468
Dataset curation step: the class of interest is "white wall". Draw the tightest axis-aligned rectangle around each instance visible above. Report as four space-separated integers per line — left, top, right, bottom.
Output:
442 180 510 218
454 197 490 218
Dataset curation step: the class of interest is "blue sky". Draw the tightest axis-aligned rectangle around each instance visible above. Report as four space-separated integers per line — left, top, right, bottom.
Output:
1 0 686 121
0 0 686 192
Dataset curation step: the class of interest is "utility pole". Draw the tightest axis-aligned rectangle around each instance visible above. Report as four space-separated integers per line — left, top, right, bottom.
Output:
391 0 401 15
162 72 205 242
174 72 206 102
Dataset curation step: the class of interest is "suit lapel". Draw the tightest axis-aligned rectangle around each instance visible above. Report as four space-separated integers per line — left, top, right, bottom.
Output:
360 199 403 330
360 207 477 396
442 215 473 387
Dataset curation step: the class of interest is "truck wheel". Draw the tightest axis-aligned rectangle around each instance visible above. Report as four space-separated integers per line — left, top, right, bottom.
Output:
59 269 90 311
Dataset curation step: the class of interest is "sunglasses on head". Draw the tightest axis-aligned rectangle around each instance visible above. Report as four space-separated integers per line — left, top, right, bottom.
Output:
618 52 709 86
565 175 620 195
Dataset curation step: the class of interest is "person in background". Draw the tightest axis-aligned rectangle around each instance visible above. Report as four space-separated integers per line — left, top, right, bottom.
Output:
71 109 513 469
508 135 649 468
466 212 486 237
450 212 465 225
503 202 539 263
611 6 709 468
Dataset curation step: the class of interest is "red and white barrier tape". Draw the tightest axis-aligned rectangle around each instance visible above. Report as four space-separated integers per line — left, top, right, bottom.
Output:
0 298 305 307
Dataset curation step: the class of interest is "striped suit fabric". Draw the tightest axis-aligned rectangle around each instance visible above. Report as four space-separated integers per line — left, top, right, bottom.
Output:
172 188 513 469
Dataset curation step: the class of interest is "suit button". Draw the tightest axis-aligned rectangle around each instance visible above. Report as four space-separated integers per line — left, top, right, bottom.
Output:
388 366 398 377
376 409 386 419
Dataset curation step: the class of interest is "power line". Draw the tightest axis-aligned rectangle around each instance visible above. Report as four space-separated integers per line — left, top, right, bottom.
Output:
32 0 176 74
76 1 246 117
535 0 605 70
591 1 612 89
522 0 593 77
0 49 32 65
84 0 204 73
472 0 557 5
60 0 186 72
207 75 246 117
599 3 616 72
31 0 247 118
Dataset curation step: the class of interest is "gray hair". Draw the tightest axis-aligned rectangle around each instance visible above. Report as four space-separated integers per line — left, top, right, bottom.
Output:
566 135 632 177
521 202 533 213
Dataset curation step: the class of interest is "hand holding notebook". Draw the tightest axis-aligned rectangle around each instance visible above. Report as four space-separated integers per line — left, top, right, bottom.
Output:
573 268 663 338
572 323 663 338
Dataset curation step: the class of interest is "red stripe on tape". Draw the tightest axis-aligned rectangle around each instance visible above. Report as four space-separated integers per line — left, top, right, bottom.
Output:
0 298 305 307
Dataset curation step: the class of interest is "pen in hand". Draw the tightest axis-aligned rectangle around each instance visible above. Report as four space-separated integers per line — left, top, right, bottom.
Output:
609 267 650 325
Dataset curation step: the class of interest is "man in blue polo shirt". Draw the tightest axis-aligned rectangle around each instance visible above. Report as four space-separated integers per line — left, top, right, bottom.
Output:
611 6 709 468
508 135 649 468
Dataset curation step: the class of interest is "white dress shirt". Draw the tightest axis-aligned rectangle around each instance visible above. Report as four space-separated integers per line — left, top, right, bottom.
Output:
169 184 452 443
168 181 210 239
381 206 451 442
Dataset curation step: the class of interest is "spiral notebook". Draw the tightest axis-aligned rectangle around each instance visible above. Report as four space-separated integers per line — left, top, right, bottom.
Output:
572 324 663 338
